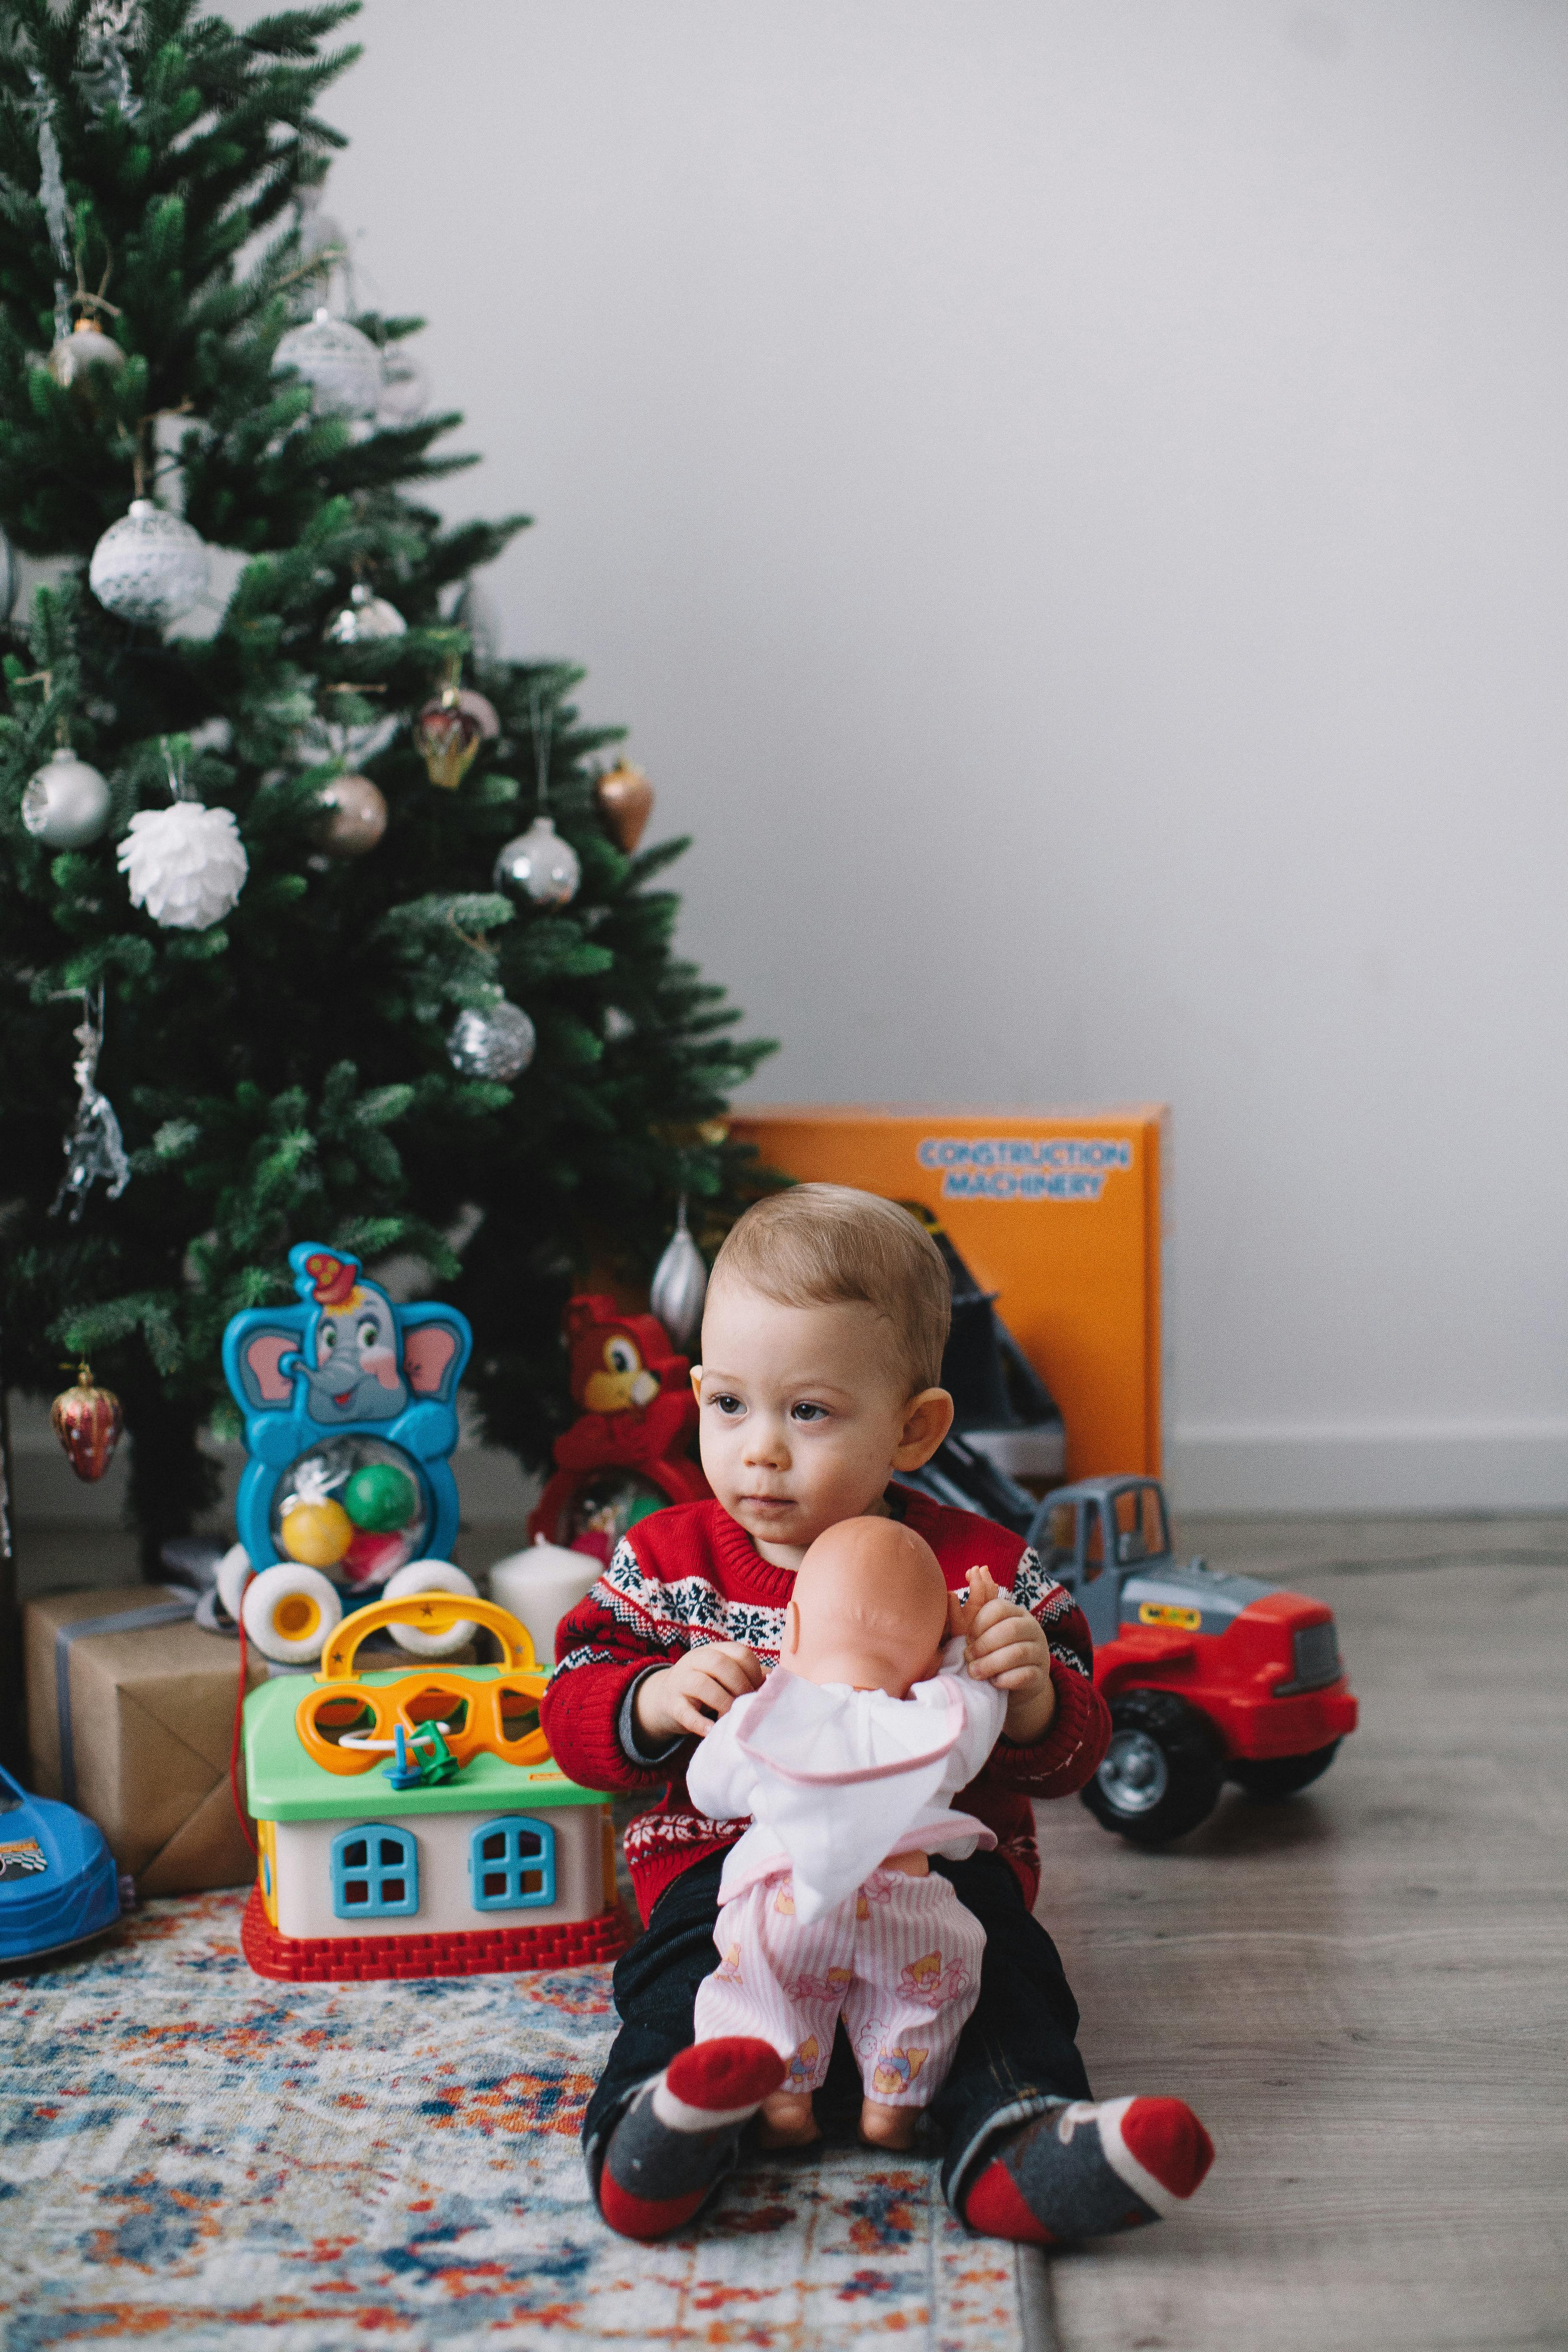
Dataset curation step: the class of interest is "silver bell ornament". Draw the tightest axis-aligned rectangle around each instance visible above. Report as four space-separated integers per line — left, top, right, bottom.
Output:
49 315 125 394
21 745 112 849
493 812 580 906
118 800 248 930
274 305 384 419
649 1199 709 1356
325 582 407 645
446 999 536 1081
89 500 211 629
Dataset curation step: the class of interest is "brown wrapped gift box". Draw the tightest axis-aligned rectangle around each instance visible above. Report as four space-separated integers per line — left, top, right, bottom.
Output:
24 1585 266 1896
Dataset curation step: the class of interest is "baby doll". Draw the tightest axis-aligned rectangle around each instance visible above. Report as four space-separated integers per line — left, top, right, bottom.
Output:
685 1516 1007 2150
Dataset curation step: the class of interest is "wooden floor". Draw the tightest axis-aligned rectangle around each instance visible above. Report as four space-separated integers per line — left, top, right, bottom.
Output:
12 1511 1567 2349
1028 1513 1568 2352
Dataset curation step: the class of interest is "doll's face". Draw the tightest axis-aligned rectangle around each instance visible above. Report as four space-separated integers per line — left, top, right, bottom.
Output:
692 1276 952 1567
784 1517 951 1694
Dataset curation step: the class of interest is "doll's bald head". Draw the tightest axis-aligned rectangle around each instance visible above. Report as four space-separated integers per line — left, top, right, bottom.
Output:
783 1516 950 1697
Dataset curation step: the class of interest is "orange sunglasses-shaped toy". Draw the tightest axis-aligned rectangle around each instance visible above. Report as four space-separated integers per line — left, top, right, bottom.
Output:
294 1594 551 1778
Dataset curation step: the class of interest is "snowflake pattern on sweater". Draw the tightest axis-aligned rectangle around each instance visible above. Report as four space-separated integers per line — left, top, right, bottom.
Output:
540 1488 1112 1920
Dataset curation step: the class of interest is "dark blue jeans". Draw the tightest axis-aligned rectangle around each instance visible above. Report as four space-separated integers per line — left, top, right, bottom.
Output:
583 1847 1092 2216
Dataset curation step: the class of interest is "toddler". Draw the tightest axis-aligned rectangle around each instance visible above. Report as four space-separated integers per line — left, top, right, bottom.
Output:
542 1184 1214 2243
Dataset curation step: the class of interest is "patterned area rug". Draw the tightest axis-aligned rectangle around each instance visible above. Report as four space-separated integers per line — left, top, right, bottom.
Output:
1 1891 1030 2349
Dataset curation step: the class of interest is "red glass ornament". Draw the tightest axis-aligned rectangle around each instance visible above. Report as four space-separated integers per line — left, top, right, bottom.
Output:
413 689 482 791
50 1363 124 1483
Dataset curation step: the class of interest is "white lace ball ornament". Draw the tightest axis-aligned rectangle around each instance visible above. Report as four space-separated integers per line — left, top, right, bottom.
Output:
118 802 248 930
275 306 384 419
22 746 112 848
89 500 211 629
493 813 581 905
446 1001 536 1081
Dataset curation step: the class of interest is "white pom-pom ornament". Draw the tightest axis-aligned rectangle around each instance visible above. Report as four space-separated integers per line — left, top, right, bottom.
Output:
118 801 248 930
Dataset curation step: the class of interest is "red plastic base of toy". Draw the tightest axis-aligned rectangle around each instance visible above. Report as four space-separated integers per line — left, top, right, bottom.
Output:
240 1883 630 1983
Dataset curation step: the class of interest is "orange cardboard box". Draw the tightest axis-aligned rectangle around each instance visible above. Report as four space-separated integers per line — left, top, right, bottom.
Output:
727 1105 1168 1483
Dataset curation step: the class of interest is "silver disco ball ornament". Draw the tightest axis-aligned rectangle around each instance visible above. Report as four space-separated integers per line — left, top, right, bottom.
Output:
325 582 407 645
88 500 211 629
493 813 580 906
274 305 384 419
21 745 112 849
0 526 17 622
446 999 536 1081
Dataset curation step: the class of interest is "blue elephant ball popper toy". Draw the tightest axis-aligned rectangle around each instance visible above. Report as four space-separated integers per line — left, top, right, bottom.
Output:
0 1762 123 1968
222 1246 473 1656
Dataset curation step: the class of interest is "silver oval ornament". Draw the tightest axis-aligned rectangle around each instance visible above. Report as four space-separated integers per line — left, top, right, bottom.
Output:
325 582 407 644
22 746 112 848
493 813 581 905
650 1202 708 1355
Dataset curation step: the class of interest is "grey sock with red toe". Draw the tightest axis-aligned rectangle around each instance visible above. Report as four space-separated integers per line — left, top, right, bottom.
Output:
598 2037 786 2241
962 2096 1214 2245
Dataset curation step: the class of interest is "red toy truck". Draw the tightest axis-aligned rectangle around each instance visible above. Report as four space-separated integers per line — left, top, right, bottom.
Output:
1032 1478 1359 1844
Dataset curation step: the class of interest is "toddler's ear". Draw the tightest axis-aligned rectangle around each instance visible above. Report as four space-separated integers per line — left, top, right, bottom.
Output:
784 1599 801 1657
690 1365 703 1400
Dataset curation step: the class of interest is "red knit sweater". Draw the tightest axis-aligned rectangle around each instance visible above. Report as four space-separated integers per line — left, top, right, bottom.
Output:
541 1487 1112 1921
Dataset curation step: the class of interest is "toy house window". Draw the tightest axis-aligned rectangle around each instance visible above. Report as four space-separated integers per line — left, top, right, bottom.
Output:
469 1818 556 1910
330 1826 420 1919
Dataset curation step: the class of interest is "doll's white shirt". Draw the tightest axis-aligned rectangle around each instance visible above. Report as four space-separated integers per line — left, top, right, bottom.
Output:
686 1637 1008 1923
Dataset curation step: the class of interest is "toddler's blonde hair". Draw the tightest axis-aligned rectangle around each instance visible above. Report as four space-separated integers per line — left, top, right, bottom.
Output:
708 1184 950 1395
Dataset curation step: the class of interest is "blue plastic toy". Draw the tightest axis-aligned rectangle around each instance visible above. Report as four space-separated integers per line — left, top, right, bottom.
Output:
0 1762 120 1966
222 1242 472 1576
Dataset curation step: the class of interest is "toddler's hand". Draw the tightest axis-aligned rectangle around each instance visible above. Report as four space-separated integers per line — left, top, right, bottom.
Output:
961 1570 1057 1742
634 1643 766 1743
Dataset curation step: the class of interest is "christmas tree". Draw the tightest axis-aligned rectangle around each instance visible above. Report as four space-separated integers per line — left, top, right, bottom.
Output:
0 1 771 1569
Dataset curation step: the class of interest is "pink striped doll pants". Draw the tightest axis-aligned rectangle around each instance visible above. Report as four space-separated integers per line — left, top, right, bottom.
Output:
692 1864 987 2107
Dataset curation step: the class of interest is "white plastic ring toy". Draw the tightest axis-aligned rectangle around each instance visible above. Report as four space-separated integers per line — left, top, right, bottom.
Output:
242 1561 343 1663
380 1560 479 1656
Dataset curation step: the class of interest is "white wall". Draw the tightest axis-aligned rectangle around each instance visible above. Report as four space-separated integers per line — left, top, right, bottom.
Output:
230 1 1567 1510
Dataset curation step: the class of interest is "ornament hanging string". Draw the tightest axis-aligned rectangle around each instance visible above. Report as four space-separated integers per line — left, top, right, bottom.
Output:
531 688 553 814
162 733 195 802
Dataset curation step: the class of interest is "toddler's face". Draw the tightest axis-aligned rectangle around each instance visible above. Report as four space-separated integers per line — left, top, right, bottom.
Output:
693 1278 942 1562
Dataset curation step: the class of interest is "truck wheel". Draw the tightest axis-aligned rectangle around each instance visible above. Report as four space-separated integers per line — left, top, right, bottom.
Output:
1230 1741 1341 1798
1081 1690 1226 1845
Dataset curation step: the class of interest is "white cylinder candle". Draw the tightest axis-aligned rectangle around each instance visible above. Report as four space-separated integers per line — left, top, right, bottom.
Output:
488 1537 603 1666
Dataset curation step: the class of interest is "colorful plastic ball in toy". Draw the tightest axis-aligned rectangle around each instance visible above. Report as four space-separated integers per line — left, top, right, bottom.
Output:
343 1462 417 1532
280 1498 353 1568
340 1527 414 1585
